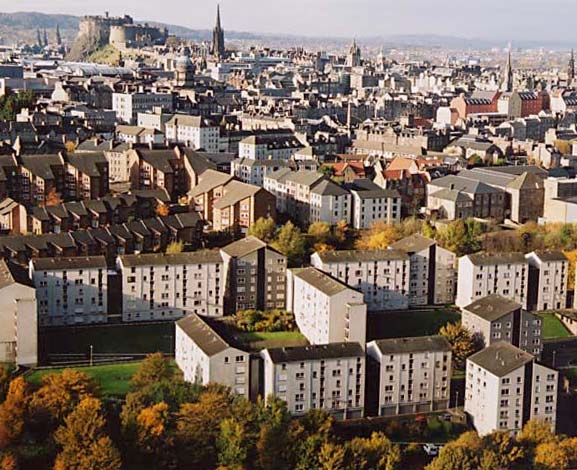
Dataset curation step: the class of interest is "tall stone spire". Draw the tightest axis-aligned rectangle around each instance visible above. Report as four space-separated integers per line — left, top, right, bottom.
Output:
502 42 514 92
56 24 62 46
212 4 225 59
569 49 575 81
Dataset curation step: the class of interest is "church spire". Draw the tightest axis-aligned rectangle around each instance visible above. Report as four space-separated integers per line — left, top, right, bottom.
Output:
569 49 575 81
216 4 222 29
212 4 226 59
502 42 514 92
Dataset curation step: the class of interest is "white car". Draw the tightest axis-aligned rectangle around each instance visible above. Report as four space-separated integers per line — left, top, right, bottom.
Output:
422 444 442 456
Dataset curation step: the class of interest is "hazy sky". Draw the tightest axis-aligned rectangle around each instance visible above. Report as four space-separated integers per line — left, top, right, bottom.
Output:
3 0 577 41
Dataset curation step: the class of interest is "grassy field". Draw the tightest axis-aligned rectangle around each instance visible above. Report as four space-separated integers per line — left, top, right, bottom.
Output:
26 362 142 397
540 313 572 339
237 331 308 351
367 309 461 341
39 322 175 358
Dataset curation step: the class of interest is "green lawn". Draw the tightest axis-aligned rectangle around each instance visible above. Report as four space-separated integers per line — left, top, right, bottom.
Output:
39 322 175 358
367 309 461 341
237 331 308 351
540 313 572 339
26 362 142 397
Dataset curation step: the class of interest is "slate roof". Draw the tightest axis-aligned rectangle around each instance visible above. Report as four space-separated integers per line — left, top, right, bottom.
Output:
463 294 522 322
119 250 222 267
265 342 364 363
390 234 436 254
370 335 451 355
290 267 353 297
314 249 408 264
221 236 266 258
32 256 108 271
177 313 240 357
468 341 533 377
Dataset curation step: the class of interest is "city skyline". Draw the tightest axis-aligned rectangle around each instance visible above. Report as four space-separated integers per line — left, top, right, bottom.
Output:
4 0 577 43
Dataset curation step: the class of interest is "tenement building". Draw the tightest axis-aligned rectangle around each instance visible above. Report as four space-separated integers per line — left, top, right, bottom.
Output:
261 342 366 418
117 251 224 322
30 256 108 326
366 336 452 416
465 342 558 436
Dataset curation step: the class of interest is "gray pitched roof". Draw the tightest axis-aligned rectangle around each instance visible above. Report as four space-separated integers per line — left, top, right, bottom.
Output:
310 179 349 197
221 236 266 258
314 249 408 264
290 267 353 297
119 250 222 268
32 256 108 271
468 341 534 377
467 252 527 266
177 314 238 357
213 180 261 209
390 234 436 253
370 335 451 355
265 342 364 363
463 294 522 322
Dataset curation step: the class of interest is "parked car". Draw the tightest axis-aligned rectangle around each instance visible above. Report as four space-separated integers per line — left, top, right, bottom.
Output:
423 443 442 456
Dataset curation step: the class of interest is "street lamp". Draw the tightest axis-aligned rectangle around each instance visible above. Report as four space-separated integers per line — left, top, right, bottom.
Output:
90 345 94 367
552 350 557 368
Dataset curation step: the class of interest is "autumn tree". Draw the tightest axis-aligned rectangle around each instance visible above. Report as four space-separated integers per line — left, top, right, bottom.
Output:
288 410 335 470
217 417 249 470
319 442 346 470
271 221 306 266
356 222 401 251
135 402 171 456
439 322 479 369
29 369 99 424
256 398 292 470
155 203 170 217
346 432 401 470
426 441 478 470
518 419 556 447
308 222 332 244
248 217 277 243
334 220 349 246
166 240 184 254
131 353 173 390
534 441 570 470
481 431 524 469
174 385 233 468
53 397 121 470
44 187 63 208
0 377 29 447
0 453 18 470
0 365 9 401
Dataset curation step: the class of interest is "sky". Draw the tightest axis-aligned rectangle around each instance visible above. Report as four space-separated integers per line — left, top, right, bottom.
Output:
2 0 577 41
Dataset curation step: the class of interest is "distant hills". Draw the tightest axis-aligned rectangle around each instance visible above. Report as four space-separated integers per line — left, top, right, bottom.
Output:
0 11 574 51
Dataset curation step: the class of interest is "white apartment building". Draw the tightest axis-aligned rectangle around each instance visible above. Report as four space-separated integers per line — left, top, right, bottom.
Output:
465 342 558 436
367 336 452 416
261 342 366 419
231 158 287 187
239 134 304 161
462 294 543 357
165 115 220 153
456 253 529 310
263 168 292 213
525 251 568 311
346 179 401 229
112 92 174 125
310 249 410 311
117 251 224 322
309 179 352 226
287 267 367 346
30 256 108 327
0 260 37 366
390 234 456 306
176 313 250 398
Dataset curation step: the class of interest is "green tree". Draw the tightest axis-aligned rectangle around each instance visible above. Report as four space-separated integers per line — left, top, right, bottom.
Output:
256 398 292 470
249 217 277 243
53 397 122 470
217 418 248 470
439 322 479 369
272 221 306 266
131 353 173 390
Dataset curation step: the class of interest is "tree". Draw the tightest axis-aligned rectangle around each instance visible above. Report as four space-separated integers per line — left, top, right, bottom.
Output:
439 322 479 369
534 441 569 470
288 410 335 470
155 203 169 217
319 442 346 470
217 418 248 470
271 221 306 266
135 402 171 455
249 217 277 243
166 241 184 254
518 419 556 447
346 432 401 470
175 386 233 467
53 397 121 470
334 220 349 246
421 221 437 239
564 249 577 290
0 453 18 470
44 187 63 207
308 222 332 244
30 369 99 424
356 222 401 251
131 353 173 390
0 377 29 447
0 365 9 400
426 442 478 470
256 398 292 470
482 431 524 469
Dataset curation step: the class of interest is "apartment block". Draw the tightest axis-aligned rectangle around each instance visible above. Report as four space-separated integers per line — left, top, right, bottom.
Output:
286 267 367 346
345 178 401 229
367 336 452 416
261 342 366 418
390 234 456 306
30 256 108 327
117 251 224 322
176 313 250 398
0 261 37 366
462 294 543 357
465 342 558 436
310 249 410 311
526 251 568 311
456 253 529 309
220 237 287 314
